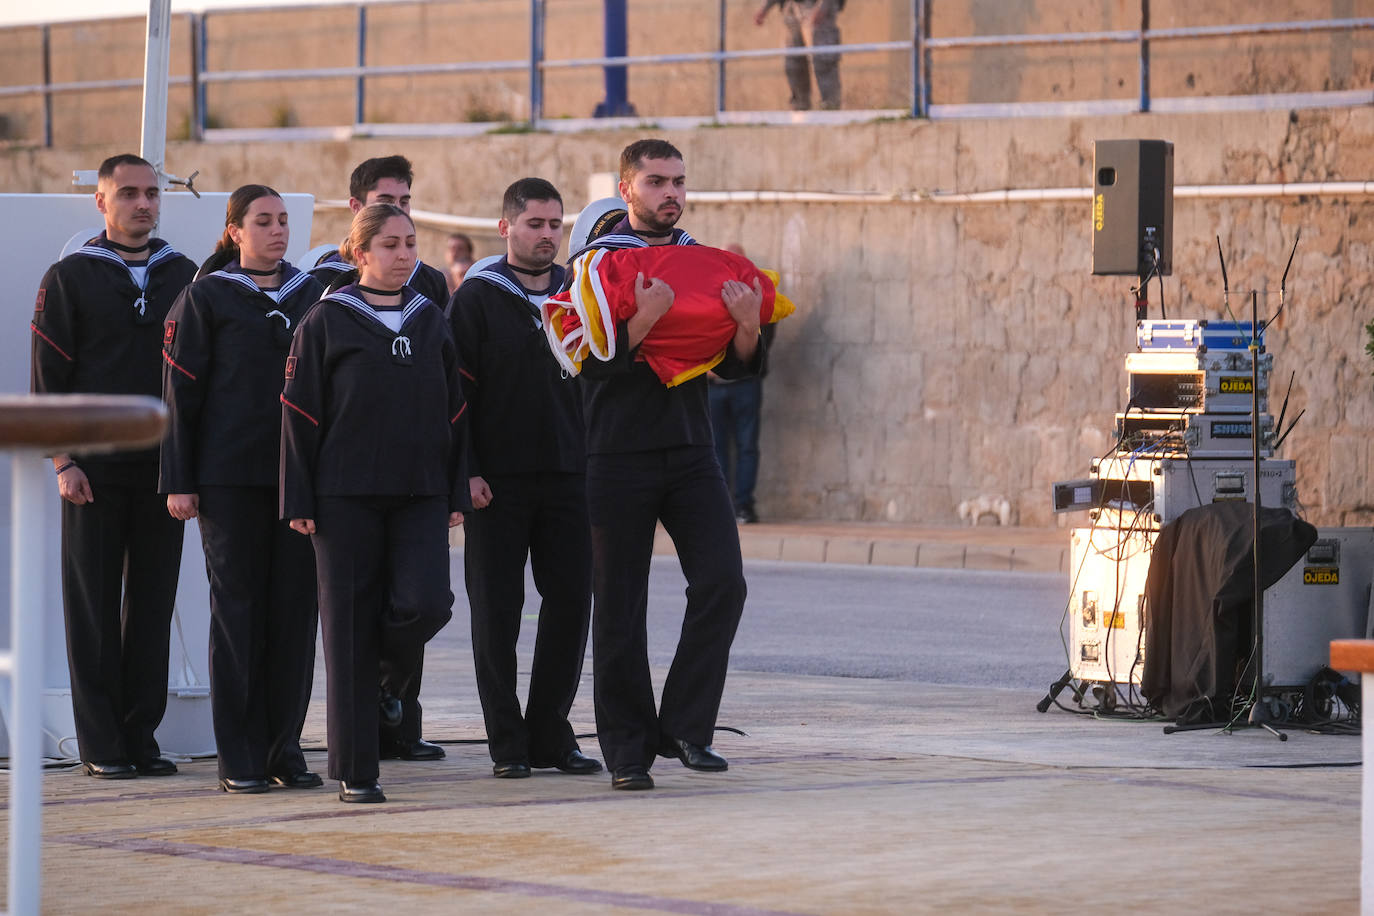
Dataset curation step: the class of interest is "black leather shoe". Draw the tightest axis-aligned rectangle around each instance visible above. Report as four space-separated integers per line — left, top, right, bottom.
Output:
611 765 654 791
269 770 324 789
83 760 137 780
379 738 446 761
134 757 178 777
218 776 270 794
379 692 403 729
339 780 386 803
492 761 531 779
661 736 728 772
531 749 603 775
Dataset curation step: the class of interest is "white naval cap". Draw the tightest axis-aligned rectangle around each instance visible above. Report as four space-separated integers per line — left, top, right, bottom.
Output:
569 197 628 254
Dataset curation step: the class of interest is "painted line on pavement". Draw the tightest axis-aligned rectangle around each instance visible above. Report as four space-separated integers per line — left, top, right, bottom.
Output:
53 835 808 916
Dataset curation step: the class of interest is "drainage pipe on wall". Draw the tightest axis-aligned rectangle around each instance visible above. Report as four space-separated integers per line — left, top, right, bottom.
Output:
685 181 1374 206
314 182 1374 235
314 199 501 233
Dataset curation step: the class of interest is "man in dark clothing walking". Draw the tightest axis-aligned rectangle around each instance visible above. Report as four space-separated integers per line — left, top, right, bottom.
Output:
570 139 765 790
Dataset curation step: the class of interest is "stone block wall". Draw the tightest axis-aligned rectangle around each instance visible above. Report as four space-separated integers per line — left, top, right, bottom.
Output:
1 107 1371 527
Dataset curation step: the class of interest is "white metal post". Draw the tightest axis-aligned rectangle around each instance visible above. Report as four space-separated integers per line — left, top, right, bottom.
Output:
140 0 174 174
1364 675 1373 915
8 450 46 916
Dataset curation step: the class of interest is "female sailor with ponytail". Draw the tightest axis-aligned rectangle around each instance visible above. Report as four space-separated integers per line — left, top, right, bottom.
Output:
160 184 325 795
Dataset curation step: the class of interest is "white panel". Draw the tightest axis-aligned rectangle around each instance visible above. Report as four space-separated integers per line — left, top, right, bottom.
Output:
1069 526 1154 685
0 191 314 759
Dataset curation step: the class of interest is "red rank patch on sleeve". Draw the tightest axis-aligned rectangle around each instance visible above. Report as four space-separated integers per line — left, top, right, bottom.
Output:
163 320 176 345
285 356 296 380
34 289 45 312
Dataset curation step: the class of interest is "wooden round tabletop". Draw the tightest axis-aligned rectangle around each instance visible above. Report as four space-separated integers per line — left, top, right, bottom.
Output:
0 394 167 454
1330 639 1374 674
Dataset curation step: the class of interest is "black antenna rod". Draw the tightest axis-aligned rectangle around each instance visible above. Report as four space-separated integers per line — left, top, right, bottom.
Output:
1274 370 1295 438
1266 230 1301 331
1272 408 1306 451
1280 229 1300 296
1216 235 1230 294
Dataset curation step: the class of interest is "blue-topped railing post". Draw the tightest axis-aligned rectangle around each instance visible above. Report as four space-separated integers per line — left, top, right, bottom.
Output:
529 0 545 126
595 0 635 117
355 4 367 125
914 0 930 117
715 0 727 119
1138 0 1151 112
196 13 209 138
40 24 52 148
189 13 204 141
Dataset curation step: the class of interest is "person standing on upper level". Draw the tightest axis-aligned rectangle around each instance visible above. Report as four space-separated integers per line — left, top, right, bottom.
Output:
754 0 844 111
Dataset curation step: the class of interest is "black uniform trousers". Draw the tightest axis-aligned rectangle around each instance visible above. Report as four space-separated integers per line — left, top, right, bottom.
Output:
197 486 317 780
60 464 184 763
313 495 453 782
382 653 428 744
585 446 747 772
464 471 592 764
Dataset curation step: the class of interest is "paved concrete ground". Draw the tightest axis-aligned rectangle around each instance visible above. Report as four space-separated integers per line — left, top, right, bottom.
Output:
7 524 1362 914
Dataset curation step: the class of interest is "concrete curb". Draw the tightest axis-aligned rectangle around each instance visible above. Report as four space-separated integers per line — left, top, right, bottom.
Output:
453 520 1069 574
656 524 1070 573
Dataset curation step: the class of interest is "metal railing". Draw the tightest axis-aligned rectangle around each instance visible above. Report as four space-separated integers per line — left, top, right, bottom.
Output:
3 1 1373 146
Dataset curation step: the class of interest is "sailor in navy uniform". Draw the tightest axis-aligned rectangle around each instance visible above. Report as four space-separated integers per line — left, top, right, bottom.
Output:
448 178 601 780
161 185 325 795
29 154 196 780
568 141 763 791
311 249 448 308
309 154 449 317
306 155 449 760
281 204 467 803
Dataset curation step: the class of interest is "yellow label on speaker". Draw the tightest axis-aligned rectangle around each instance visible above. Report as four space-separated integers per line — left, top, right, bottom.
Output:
1303 567 1339 585
1094 193 1105 232
1219 377 1253 394
1104 610 1126 629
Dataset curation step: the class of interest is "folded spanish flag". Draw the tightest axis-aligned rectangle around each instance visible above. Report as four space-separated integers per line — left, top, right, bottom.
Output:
542 244 795 386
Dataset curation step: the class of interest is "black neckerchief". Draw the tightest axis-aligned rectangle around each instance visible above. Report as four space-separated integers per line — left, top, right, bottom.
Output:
497 258 562 299
104 238 151 254
506 261 552 277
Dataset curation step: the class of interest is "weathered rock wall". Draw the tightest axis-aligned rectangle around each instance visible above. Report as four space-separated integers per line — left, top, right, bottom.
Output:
2 108 1371 526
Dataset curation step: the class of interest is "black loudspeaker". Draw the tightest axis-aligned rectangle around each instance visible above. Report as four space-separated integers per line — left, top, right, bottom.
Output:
1092 139 1173 277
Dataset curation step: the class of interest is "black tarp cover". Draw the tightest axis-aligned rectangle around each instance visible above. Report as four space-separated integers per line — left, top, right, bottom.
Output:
1141 502 1317 722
